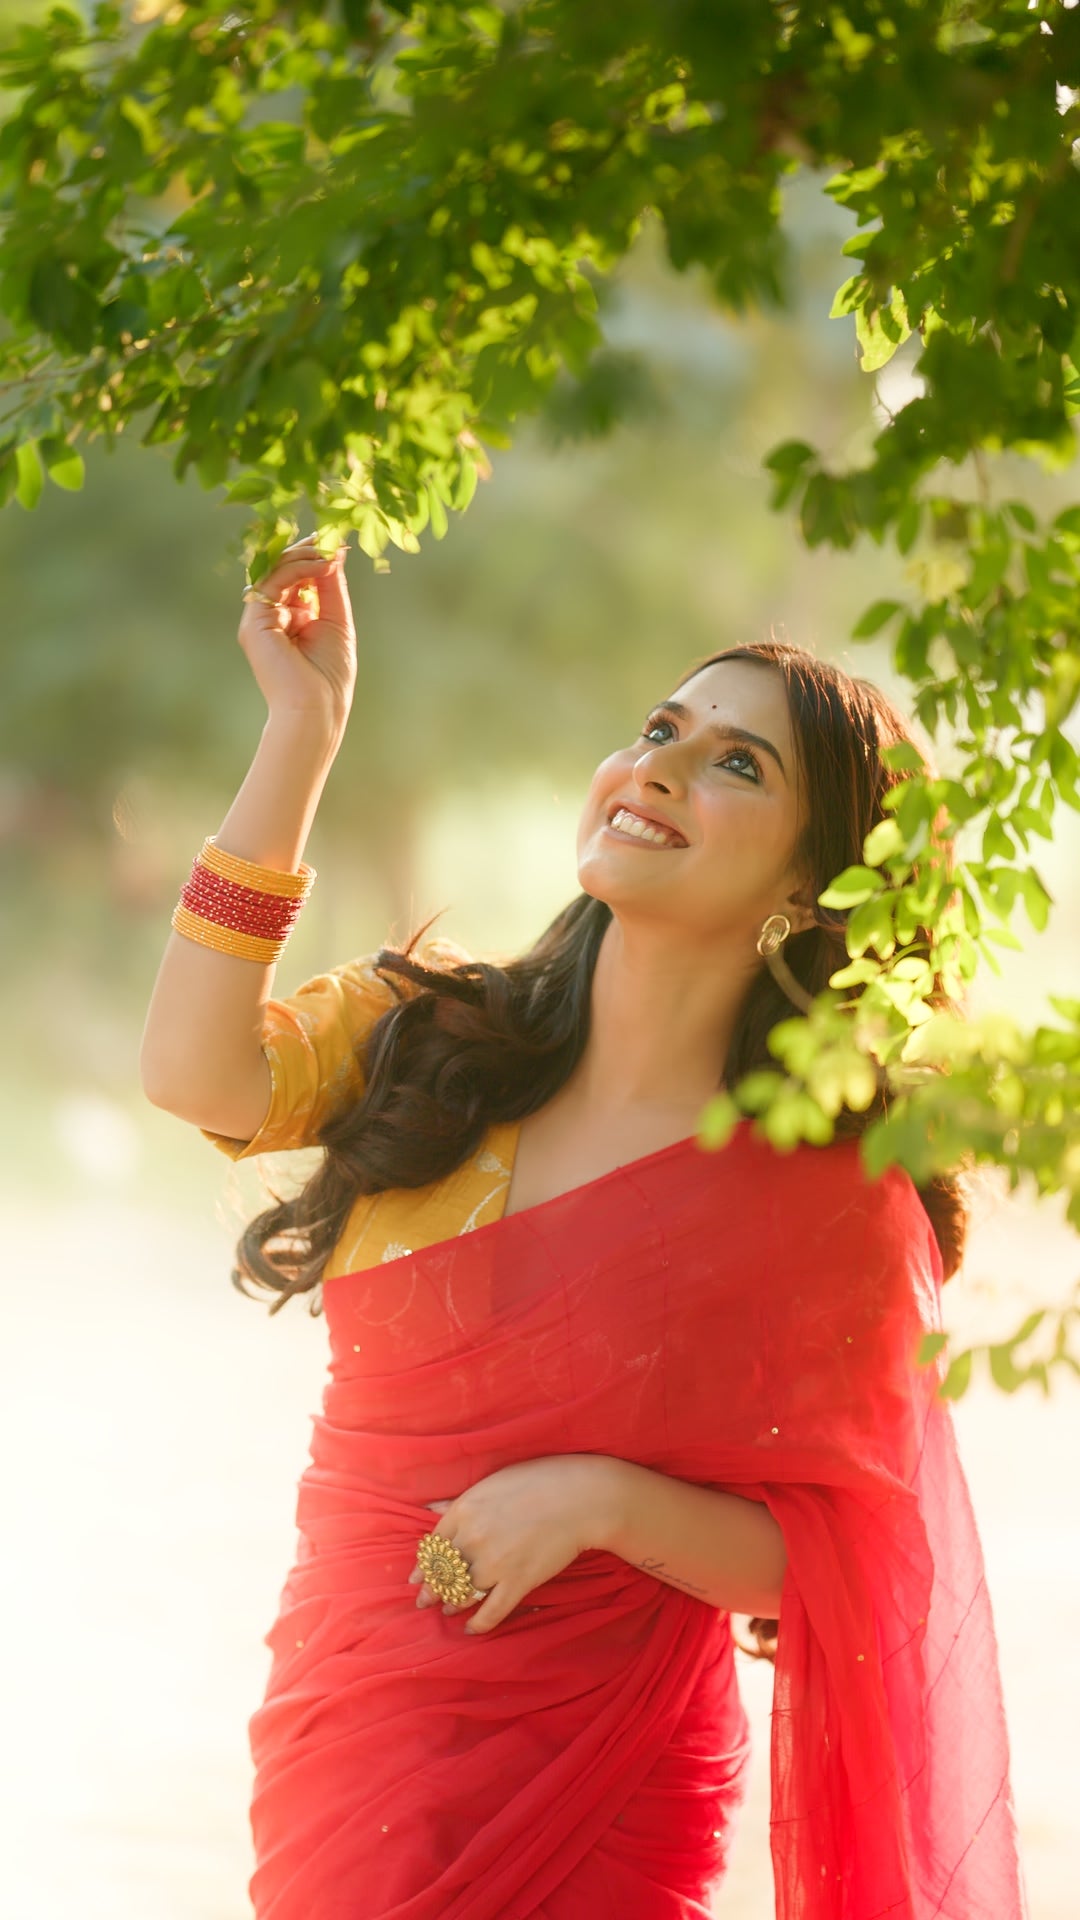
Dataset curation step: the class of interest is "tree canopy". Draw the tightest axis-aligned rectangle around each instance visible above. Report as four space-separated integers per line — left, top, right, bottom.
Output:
2 0 1079 1393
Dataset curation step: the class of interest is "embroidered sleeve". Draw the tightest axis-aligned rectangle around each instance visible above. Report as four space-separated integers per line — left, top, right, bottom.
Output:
200 934 473 1160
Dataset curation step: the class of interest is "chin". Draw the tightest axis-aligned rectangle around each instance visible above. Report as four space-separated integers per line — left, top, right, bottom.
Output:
576 868 610 905
576 848 654 910
576 848 613 903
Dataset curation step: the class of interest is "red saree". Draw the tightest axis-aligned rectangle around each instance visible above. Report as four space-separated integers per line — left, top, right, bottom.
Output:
247 1122 1029 1919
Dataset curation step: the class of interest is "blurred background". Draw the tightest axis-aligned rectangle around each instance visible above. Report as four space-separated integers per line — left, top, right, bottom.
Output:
2 118 1078 1919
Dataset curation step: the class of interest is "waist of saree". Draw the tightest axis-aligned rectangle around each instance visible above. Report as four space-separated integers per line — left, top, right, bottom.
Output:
250 1428 752 1920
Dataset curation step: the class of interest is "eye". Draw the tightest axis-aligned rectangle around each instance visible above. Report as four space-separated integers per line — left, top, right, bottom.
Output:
638 712 764 784
718 746 764 783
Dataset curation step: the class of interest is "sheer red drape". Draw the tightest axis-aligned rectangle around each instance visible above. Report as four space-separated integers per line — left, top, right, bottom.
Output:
246 1124 1029 1919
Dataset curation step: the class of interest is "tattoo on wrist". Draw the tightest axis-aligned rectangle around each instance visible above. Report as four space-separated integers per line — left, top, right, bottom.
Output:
635 1556 708 1597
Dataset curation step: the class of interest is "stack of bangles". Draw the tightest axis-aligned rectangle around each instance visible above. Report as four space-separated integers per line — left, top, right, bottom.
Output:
171 835 316 963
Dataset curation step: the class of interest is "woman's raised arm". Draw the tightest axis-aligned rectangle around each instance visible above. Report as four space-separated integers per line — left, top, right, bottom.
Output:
139 534 357 1143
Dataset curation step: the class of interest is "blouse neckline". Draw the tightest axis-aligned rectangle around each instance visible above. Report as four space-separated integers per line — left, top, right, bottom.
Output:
491 1114 708 1228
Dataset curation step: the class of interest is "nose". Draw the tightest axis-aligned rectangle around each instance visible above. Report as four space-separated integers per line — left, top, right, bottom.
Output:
633 742 687 798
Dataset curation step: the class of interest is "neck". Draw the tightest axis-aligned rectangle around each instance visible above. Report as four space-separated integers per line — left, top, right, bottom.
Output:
567 915 757 1116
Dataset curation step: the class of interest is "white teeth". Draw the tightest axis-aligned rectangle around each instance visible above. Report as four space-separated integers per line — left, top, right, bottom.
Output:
610 807 677 846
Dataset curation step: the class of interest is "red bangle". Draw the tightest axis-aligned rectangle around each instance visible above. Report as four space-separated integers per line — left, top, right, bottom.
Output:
171 838 316 964
182 862 303 938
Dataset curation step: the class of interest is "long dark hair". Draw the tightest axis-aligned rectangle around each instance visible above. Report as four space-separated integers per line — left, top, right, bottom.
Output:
231 639 971 1662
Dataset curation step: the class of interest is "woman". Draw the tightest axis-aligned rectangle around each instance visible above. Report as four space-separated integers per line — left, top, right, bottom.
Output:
140 536 1028 1919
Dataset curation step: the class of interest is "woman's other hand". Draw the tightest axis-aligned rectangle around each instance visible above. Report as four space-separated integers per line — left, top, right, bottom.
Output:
410 1455 621 1635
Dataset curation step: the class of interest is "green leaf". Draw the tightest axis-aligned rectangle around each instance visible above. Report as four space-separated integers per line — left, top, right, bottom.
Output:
354 507 390 559
763 439 816 476
1020 868 1052 932
760 1088 834 1151
384 517 421 553
15 441 43 511
854 289 911 371
829 273 866 319
1011 1309 1047 1346
939 1348 973 1401
844 892 896 959
426 480 449 540
817 865 885 908
863 818 904 866
195 441 229 490
1044 650 1080 730
261 357 336 430
828 958 881 988
917 1331 948 1368
39 433 85 491
895 499 921 555
224 474 276 505
27 256 97 353
1005 500 1037 532
964 536 1011 605
988 1344 1024 1393
852 598 902 638
800 471 857 549
880 740 926 774
119 93 160 158
696 1092 740 1150
981 815 1013 862
732 1069 786 1112
454 455 479 512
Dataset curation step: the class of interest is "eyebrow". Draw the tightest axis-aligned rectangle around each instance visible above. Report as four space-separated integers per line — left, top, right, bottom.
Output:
653 699 789 783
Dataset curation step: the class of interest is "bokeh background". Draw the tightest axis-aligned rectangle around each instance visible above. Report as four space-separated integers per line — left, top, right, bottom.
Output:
2 129 1078 1918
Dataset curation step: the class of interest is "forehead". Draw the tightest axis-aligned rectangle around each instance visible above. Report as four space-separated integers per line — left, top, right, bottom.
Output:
672 658 794 740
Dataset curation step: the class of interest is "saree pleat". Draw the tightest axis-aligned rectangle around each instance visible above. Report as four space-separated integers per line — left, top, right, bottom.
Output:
247 1122 1028 1919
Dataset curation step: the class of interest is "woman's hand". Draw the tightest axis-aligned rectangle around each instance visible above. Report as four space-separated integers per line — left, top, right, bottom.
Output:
239 532 357 736
409 1455 620 1634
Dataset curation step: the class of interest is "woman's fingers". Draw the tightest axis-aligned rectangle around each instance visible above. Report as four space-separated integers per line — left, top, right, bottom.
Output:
252 536 347 592
254 552 339 599
242 539 352 646
413 1510 484 1612
300 558 353 636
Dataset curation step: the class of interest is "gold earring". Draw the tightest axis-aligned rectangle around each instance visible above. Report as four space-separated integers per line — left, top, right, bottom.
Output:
756 913 791 959
756 913 814 1013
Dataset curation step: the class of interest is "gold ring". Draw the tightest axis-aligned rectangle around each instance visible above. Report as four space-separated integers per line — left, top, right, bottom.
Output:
416 1532 488 1606
242 586 284 609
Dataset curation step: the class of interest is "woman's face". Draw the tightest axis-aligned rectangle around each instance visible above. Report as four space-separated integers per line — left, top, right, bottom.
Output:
576 658 812 946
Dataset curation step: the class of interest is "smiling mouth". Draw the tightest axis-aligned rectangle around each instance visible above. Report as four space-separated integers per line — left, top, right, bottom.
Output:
606 806 687 849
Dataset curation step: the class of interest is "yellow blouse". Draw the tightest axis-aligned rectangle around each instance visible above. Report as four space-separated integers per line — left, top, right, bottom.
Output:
200 938 522 1282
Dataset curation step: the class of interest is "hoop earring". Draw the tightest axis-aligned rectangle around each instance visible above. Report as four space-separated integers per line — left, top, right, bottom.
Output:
756 913 815 1013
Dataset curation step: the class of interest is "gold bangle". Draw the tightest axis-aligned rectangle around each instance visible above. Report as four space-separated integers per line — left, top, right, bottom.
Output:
200 836 315 899
171 904 289 964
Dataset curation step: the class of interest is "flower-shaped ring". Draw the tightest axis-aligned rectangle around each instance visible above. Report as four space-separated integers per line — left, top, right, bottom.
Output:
416 1531 489 1606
